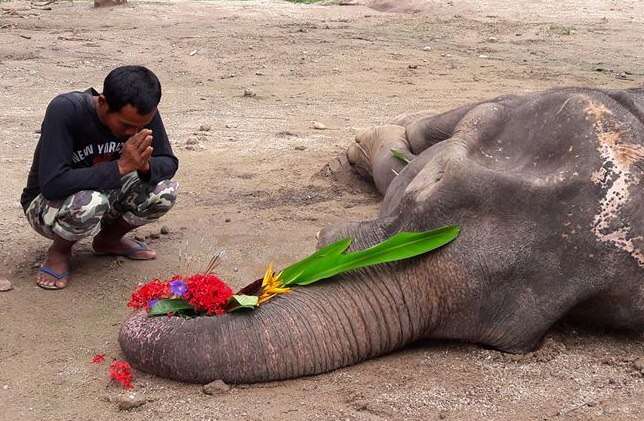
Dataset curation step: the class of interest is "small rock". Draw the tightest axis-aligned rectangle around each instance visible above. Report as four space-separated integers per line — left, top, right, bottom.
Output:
203 380 231 395
189 49 198 56
114 393 147 411
32 262 41 269
0 278 13 292
134 235 144 242
408 64 419 69
160 226 170 235
422 46 432 51
487 37 498 43
224 218 231 223
243 88 256 97
294 146 306 151
633 357 644 372
479 54 490 59
311 121 327 130
255 71 264 76
186 138 199 145
149 233 160 240
3 385 8 390
233 267 239 273
199 124 211 132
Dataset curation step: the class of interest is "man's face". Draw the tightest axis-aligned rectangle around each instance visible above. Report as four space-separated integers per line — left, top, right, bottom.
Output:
97 95 157 140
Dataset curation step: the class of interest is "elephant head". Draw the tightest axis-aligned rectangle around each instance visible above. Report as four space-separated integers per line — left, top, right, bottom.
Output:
120 87 643 384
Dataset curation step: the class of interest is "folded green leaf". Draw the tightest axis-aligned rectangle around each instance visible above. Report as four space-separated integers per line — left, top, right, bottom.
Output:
226 294 259 312
285 225 460 286
148 299 194 317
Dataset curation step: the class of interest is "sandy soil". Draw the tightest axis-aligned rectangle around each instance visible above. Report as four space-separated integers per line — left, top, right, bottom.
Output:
0 0 643 420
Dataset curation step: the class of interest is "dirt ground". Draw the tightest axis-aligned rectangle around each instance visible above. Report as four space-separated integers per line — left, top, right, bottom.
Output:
0 0 643 419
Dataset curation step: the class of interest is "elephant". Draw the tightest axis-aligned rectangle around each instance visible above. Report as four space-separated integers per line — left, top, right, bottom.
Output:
119 86 644 384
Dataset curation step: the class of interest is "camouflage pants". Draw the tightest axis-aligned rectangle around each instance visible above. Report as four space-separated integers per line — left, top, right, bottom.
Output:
25 173 178 241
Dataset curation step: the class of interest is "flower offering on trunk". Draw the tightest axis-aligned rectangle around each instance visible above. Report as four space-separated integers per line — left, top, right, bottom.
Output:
127 226 461 318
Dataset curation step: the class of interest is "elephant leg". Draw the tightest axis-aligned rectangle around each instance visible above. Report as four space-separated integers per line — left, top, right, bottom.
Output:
347 125 414 195
404 94 524 154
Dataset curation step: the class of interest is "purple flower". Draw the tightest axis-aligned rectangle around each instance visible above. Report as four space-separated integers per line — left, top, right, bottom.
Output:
148 299 159 309
169 279 188 297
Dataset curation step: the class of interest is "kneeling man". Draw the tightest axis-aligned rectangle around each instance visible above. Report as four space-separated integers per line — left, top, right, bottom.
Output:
21 65 179 289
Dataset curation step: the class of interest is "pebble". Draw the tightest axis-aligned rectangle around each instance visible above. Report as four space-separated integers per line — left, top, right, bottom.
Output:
225 218 231 223
0 278 13 292
311 121 327 130
3 385 8 390
199 124 211 132
243 88 256 97
479 54 490 59
294 146 306 151
160 226 170 235
487 37 498 42
202 379 231 395
114 393 147 411
408 64 419 69
422 46 432 51
255 71 264 76
149 233 160 240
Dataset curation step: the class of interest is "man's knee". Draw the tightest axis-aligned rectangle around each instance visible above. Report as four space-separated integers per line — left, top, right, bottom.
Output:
53 190 109 240
122 179 178 226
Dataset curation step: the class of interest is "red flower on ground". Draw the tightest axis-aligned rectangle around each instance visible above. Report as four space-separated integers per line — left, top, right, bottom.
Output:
91 354 105 364
109 360 134 390
128 279 171 309
184 274 233 315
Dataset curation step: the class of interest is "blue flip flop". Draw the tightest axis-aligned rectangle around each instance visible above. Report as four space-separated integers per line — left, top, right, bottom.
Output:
37 266 70 290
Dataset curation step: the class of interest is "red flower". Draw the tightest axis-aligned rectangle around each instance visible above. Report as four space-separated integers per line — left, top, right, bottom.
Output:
185 274 233 315
91 354 105 364
128 279 171 309
109 360 134 390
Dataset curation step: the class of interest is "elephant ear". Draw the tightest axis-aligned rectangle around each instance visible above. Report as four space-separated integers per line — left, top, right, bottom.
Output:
281 225 460 286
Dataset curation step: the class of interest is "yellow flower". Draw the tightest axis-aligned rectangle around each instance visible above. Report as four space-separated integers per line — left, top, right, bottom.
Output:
258 263 290 305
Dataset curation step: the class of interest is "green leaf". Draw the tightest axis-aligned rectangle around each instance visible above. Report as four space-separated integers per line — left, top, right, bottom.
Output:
227 294 259 312
280 238 352 285
391 148 411 165
286 225 460 286
148 299 194 317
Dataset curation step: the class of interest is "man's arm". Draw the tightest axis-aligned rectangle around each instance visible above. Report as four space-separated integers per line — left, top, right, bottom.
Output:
38 96 123 201
138 111 179 183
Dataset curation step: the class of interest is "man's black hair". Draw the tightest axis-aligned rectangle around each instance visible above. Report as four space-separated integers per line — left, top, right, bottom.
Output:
102 65 161 114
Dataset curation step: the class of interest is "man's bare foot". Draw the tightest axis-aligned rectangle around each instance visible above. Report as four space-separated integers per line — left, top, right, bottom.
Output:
92 236 156 260
37 242 72 290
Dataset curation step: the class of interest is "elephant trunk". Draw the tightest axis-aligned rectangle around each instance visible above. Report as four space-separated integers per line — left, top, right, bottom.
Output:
119 261 435 384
